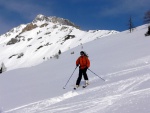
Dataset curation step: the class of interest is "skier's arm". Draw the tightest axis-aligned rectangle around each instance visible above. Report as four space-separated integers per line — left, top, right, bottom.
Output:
76 57 80 67
86 58 90 68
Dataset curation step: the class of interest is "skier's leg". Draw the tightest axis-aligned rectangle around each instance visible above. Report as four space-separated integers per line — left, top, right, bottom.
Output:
83 68 88 80
76 69 83 86
83 68 89 85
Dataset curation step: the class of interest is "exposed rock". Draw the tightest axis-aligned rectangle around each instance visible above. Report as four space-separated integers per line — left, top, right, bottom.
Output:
64 35 75 41
17 53 24 59
9 54 18 59
33 14 80 29
7 38 18 45
40 23 48 28
22 23 37 33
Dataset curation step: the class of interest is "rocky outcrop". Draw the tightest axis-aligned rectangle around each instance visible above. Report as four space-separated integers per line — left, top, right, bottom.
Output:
22 23 37 33
33 14 80 29
7 38 18 45
40 23 48 28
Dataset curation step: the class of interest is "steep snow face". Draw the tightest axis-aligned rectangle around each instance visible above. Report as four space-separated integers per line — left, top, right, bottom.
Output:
0 14 118 71
0 24 150 113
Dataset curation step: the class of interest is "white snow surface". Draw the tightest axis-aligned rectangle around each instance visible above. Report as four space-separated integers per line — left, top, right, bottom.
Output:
0 14 118 71
0 24 150 113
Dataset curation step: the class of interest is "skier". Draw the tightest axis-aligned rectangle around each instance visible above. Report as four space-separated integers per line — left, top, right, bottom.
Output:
0 63 2 74
75 51 90 89
0 67 2 74
145 26 150 36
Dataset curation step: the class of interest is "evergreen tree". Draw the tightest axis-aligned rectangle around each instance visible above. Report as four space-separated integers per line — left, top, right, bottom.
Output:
144 10 150 36
58 50 61 55
128 16 134 33
0 62 7 73
144 10 150 24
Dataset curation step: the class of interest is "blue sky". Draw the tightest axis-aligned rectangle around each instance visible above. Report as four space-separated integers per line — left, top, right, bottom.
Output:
0 0 150 34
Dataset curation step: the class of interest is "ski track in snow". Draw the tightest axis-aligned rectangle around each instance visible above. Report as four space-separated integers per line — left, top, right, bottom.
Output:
4 64 150 113
105 64 150 78
4 91 79 113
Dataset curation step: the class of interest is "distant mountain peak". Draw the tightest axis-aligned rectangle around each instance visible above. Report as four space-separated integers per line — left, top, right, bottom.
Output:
33 14 80 29
33 14 49 22
36 14 45 19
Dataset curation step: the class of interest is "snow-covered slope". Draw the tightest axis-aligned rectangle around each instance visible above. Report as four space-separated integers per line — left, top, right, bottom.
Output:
0 14 118 71
0 24 150 113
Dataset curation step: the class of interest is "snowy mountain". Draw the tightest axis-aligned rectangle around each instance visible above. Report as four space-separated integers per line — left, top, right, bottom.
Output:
0 14 118 71
0 24 150 113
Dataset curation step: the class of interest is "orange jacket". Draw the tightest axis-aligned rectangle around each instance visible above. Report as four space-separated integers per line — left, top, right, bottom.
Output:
76 56 90 69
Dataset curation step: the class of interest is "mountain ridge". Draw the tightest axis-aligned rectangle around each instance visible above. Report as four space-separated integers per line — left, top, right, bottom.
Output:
0 14 118 71
33 14 80 29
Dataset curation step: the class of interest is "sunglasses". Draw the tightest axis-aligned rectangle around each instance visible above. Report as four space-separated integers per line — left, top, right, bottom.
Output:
80 53 84 55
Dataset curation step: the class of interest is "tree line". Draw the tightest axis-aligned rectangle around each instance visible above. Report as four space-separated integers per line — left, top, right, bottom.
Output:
128 10 150 35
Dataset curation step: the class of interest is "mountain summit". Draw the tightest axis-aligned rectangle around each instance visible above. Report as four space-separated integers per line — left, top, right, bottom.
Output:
33 14 80 29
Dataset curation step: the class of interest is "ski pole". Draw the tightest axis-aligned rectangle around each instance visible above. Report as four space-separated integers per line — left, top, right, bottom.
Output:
63 66 77 89
88 68 105 81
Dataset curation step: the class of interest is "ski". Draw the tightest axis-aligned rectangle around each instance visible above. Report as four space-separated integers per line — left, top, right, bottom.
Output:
82 85 87 88
73 86 79 90
73 84 88 90
73 87 77 90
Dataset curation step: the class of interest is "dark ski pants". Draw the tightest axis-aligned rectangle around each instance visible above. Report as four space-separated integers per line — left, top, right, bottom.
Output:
76 68 88 85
